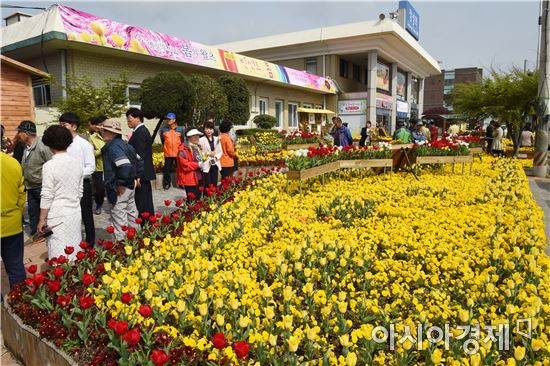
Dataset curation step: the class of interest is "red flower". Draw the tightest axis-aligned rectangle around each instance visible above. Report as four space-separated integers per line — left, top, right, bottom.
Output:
151 349 169 366
187 192 196 200
212 332 227 349
82 273 96 286
121 225 128 232
103 240 114 250
107 318 117 330
198 186 204 192
25 278 34 286
135 217 143 225
141 212 150 219
53 266 64 277
106 226 115 234
79 241 89 250
164 199 172 206
57 255 68 264
88 248 96 256
27 264 38 274
121 293 134 304
57 294 72 307
175 199 183 207
64 246 75 255
162 215 171 224
155 212 162 218
79 295 95 309
113 321 128 336
126 228 136 240
33 273 46 286
76 251 86 260
171 213 179 220
123 328 141 345
48 280 61 293
149 216 157 224
138 304 153 317
233 341 250 359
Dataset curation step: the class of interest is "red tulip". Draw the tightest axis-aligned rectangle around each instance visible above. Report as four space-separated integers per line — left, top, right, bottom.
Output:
48 280 61 293
175 199 183 207
57 294 72 307
233 341 250 359
135 217 143 225
212 332 227 349
53 266 64 277
76 251 86 260
141 212 150 219
103 240 114 250
106 226 115 234
164 199 172 206
121 293 134 304
82 273 96 286
27 264 38 274
138 304 153 317
113 320 128 336
126 228 136 240
79 241 89 250
33 273 46 286
79 295 95 309
123 328 140 345
64 246 75 255
151 349 169 366
121 225 128 232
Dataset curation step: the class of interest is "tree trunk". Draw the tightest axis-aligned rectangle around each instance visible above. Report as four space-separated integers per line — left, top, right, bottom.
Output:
151 118 164 142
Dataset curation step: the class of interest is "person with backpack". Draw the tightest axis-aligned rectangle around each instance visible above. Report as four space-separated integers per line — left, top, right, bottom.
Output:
98 120 143 240
392 121 412 143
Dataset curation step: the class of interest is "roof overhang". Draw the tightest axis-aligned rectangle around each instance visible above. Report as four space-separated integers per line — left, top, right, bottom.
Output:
1 5 337 95
0 54 49 77
297 107 335 114
217 20 441 78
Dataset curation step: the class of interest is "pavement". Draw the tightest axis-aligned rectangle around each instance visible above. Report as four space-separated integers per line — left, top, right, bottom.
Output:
1 172 549 365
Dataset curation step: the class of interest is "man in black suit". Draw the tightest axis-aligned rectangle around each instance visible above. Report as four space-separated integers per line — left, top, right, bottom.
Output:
126 108 155 216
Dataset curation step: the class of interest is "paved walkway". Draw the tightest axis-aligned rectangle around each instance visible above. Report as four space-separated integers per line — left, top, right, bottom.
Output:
0 185 186 365
528 176 550 256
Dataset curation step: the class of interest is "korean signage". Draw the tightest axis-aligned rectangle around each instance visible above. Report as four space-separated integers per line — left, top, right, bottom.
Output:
399 1 420 40
376 93 393 110
58 5 336 93
376 62 391 92
338 100 366 115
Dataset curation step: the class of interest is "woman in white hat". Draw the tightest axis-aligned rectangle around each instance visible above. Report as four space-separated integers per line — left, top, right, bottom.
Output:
176 129 203 200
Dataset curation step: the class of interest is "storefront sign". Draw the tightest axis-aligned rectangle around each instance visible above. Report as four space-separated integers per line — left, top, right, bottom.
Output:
338 100 366 115
396 101 409 113
396 71 407 99
376 93 393 110
376 62 391 92
58 5 336 93
399 1 420 40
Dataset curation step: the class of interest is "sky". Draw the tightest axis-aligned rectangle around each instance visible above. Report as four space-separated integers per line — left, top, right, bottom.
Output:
0 1 542 73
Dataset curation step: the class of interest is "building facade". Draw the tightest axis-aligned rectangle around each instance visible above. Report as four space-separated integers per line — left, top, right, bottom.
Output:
1 5 337 138
217 6 440 135
423 67 483 112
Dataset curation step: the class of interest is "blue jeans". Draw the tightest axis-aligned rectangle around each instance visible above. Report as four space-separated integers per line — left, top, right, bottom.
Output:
1 232 26 289
27 187 41 235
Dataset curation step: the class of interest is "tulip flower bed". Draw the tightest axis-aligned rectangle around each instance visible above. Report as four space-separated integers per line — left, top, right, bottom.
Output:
7 159 550 366
279 130 322 145
413 139 471 157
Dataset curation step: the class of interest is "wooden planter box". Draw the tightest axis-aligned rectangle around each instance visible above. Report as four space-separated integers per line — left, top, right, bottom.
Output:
339 159 393 169
416 155 473 164
287 161 339 181
1 303 75 366
285 143 319 151
389 143 414 150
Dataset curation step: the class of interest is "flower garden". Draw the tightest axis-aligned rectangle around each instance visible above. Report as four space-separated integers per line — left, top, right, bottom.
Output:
5 155 550 366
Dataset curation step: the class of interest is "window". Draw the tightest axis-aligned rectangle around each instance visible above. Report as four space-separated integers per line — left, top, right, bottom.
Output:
127 84 141 107
353 64 361 82
33 84 51 106
288 102 299 129
275 100 283 128
339 59 349 78
258 97 268 115
305 58 317 75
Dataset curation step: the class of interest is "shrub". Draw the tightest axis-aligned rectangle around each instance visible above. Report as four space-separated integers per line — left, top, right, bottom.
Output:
253 114 277 129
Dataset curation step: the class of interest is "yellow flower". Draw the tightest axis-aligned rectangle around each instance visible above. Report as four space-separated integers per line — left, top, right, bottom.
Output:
124 245 133 256
288 335 300 352
514 346 526 361
431 349 443 365
346 352 357 366
458 309 470 323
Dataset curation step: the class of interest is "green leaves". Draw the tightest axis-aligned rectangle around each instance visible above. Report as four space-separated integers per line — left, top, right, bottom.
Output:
52 71 129 127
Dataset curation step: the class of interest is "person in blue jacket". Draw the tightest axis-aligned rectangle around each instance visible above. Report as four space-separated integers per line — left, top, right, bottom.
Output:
329 117 353 147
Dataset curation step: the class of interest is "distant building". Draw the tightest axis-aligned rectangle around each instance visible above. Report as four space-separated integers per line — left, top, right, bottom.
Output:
424 67 483 112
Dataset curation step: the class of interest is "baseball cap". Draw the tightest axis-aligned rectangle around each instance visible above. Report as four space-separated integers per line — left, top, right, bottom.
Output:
165 112 176 120
186 129 203 137
16 121 37 135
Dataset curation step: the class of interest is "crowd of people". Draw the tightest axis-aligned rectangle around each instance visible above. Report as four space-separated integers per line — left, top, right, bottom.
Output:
0 108 239 290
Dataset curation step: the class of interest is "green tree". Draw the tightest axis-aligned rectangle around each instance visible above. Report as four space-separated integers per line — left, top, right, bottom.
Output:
53 71 129 126
140 71 194 140
185 74 228 126
217 75 250 125
451 69 538 155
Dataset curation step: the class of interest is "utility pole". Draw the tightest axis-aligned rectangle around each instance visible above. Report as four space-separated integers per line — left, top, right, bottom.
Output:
534 0 549 177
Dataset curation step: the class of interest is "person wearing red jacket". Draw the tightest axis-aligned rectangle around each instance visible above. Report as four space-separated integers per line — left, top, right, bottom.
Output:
176 129 203 201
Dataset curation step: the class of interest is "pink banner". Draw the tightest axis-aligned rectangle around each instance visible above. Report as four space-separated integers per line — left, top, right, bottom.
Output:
58 5 336 93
